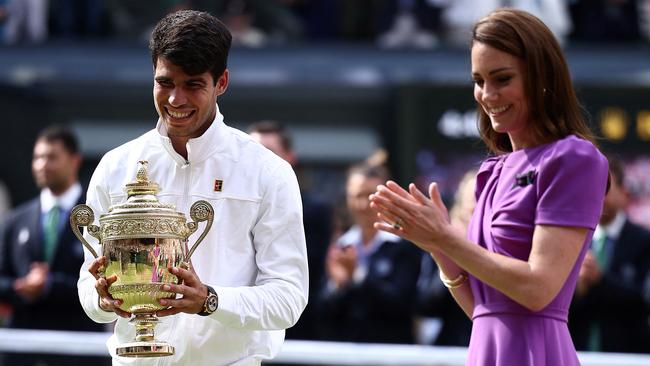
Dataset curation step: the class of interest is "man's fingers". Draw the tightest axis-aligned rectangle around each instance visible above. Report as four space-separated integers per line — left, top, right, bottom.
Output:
98 294 130 317
156 307 182 317
95 275 118 299
92 266 131 318
88 256 107 279
95 278 109 296
105 274 119 286
114 307 131 318
157 297 192 317
168 266 200 287
162 283 185 296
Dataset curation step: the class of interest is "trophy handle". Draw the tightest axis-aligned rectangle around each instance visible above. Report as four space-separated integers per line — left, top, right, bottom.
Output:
184 200 214 261
70 204 102 259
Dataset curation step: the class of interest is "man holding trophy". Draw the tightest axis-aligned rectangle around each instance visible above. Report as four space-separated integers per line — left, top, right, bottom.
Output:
76 10 308 366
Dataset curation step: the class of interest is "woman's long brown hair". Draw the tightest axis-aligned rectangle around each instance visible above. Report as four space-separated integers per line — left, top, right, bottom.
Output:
472 9 597 154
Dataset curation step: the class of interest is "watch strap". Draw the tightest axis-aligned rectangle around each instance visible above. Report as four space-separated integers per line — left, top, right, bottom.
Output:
198 285 218 316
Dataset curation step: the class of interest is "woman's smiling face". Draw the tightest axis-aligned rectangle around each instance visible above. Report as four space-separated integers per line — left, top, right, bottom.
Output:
472 42 533 150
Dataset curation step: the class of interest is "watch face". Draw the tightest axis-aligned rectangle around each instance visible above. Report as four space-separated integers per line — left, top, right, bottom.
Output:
206 294 218 312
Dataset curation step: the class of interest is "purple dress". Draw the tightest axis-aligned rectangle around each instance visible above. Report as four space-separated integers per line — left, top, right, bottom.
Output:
466 135 608 365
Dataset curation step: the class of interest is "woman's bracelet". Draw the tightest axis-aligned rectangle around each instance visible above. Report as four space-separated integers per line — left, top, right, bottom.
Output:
439 270 468 289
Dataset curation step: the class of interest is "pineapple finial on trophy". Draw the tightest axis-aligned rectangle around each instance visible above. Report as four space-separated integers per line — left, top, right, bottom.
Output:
136 160 150 183
125 160 159 198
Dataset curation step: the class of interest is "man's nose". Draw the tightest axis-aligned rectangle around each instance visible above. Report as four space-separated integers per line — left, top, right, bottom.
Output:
169 88 187 106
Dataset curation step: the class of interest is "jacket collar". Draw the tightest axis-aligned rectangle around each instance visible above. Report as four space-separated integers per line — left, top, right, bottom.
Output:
155 103 231 165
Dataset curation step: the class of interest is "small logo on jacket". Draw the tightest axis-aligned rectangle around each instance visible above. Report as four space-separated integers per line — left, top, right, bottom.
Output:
214 179 223 192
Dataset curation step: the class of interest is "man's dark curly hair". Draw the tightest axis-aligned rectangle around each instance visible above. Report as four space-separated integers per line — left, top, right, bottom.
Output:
149 10 232 84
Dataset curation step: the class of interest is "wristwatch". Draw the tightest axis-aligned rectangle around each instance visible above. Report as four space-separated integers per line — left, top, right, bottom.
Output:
198 285 218 316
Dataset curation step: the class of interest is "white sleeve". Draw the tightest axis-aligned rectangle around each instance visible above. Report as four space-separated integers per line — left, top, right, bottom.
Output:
77 156 119 324
210 162 309 330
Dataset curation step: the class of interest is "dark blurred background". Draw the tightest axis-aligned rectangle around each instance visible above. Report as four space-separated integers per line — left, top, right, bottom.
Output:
0 0 649 227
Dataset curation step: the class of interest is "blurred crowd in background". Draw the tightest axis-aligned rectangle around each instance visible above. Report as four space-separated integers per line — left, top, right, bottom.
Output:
1 0 650 47
0 1 649 364
3 121 648 364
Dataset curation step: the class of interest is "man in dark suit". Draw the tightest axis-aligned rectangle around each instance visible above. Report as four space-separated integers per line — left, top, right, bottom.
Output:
248 121 332 341
319 162 422 344
570 157 650 353
0 125 108 365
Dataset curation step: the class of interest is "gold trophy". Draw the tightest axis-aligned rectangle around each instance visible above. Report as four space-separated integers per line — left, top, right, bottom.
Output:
70 160 214 357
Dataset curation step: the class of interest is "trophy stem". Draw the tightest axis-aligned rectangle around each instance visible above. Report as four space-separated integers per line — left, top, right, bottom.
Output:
116 314 175 357
133 313 158 342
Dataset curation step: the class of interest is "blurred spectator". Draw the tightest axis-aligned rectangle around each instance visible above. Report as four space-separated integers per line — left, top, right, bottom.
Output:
215 0 304 47
105 0 190 41
286 0 338 40
2 0 48 45
625 156 650 229
0 125 108 366
0 179 10 325
415 169 475 346
438 0 571 47
448 169 477 232
248 120 332 340
51 0 108 39
217 0 267 47
319 161 423 344
569 0 642 42
641 0 650 41
0 180 11 224
569 156 650 353
377 0 441 49
337 0 384 41
0 1 8 35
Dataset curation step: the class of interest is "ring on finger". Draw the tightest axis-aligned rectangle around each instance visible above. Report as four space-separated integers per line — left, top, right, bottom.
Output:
393 218 403 230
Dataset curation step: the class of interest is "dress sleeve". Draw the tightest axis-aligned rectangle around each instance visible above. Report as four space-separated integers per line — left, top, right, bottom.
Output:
475 156 501 201
535 137 609 229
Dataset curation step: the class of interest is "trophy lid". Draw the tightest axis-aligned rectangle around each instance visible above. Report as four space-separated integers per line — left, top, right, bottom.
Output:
106 160 176 214
99 160 188 240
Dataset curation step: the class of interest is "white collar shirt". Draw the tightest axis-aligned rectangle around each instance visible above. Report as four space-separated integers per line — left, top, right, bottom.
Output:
77 105 308 366
337 226 401 262
40 182 82 214
596 211 627 242
336 226 401 283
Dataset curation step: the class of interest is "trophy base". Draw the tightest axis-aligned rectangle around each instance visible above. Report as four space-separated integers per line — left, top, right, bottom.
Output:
116 341 175 357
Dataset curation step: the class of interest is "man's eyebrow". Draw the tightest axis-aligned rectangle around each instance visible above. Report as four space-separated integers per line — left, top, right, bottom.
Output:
186 77 207 84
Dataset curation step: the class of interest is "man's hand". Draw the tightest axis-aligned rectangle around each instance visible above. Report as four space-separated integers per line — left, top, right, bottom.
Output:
326 244 358 288
89 256 131 318
156 266 208 317
13 262 49 301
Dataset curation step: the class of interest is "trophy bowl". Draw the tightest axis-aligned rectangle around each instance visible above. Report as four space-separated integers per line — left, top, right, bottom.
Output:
71 161 213 357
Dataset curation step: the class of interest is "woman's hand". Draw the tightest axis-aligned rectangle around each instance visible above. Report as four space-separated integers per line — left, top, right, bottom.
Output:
369 180 457 252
